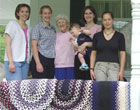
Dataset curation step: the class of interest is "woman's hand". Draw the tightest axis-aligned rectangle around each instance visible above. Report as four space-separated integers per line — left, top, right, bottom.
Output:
118 72 124 81
90 70 95 80
9 62 15 72
36 63 44 73
69 37 74 42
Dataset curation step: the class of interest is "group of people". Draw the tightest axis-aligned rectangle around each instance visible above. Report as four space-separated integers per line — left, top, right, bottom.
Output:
4 3 126 82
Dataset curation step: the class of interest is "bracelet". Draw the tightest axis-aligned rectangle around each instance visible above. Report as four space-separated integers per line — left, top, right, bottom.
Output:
90 68 94 70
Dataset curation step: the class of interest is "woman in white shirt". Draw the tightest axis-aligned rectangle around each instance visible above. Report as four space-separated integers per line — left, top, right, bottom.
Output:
4 4 31 81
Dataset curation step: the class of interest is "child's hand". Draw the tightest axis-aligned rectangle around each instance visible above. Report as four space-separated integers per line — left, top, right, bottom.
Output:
69 38 74 42
81 29 91 35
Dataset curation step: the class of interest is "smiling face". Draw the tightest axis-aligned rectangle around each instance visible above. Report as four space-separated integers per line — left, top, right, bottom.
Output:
84 9 95 23
102 13 114 30
17 7 30 21
40 8 52 23
57 19 68 33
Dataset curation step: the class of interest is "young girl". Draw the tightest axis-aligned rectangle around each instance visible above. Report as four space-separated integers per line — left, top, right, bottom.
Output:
30 5 56 79
4 4 31 81
90 11 126 81
55 14 75 80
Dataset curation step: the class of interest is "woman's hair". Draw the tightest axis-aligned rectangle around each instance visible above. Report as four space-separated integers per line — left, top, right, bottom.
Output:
40 5 52 14
55 14 69 25
101 11 114 20
15 3 31 20
101 11 114 30
81 6 98 24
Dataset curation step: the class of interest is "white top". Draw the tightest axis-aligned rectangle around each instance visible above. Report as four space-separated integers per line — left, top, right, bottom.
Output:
4 21 31 63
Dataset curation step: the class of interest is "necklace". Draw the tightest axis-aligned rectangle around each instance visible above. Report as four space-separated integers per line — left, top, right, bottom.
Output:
104 30 114 36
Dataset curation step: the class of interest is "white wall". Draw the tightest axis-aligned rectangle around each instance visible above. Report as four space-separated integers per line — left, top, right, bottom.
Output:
0 0 30 25
30 0 70 31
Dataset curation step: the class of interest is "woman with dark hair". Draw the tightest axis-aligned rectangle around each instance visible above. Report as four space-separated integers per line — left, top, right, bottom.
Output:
30 5 56 79
90 11 126 81
74 6 101 80
4 4 31 81
81 6 101 39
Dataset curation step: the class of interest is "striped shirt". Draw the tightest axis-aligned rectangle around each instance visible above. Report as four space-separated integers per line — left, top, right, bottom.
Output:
31 22 56 58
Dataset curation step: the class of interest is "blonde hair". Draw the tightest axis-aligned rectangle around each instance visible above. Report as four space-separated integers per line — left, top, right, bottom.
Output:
55 14 69 25
69 23 81 31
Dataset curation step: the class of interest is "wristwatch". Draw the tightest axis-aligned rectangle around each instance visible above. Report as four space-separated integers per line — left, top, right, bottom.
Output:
90 68 94 70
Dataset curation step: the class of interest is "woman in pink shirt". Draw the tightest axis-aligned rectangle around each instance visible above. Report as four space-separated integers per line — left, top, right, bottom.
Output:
81 6 102 39
55 14 75 80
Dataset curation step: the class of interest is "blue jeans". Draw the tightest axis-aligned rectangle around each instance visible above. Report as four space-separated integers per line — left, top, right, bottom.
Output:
4 60 29 81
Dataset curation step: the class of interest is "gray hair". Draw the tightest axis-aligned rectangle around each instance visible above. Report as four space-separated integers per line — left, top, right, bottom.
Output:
55 14 69 25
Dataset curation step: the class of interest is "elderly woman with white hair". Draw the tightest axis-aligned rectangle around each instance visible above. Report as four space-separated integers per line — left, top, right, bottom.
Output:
55 14 75 80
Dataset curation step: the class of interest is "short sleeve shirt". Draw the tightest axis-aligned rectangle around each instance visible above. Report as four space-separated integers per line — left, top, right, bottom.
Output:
92 31 126 63
31 22 56 58
55 32 75 68
4 21 31 63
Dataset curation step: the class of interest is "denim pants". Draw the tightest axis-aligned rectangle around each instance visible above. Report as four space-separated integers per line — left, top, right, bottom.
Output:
4 60 29 81
94 62 120 81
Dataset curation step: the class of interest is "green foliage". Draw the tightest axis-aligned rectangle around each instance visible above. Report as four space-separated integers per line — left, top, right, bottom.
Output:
0 25 5 63
0 25 5 37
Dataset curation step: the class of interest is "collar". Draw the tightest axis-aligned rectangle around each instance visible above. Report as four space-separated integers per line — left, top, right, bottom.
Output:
40 21 54 29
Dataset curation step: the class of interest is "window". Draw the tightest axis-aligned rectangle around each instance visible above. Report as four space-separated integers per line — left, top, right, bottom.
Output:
90 0 131 18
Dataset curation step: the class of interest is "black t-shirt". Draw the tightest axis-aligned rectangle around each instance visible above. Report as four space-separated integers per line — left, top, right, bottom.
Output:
77 33 92 56
92 31 126 63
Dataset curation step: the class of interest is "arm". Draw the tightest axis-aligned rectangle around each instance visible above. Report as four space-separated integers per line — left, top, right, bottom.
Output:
31 40 44 73
69 38 78 51
118 51 126 81
90 50 96 80
81 29 91 35
78 42 92 53
5 34 15 72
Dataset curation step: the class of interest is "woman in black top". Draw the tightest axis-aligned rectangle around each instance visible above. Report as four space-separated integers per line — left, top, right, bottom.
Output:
90 11 126 81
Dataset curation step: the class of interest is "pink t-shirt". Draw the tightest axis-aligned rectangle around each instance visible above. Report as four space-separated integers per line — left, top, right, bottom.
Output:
82 24 102 39
55 32 75 68
23 28 28 58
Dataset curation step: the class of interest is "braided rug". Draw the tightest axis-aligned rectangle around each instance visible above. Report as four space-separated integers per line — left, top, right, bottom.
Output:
9 79 56 110
51 80 92 110
116 82 130 110
0 82 16 110
0 80 131 110
92 81 130 110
